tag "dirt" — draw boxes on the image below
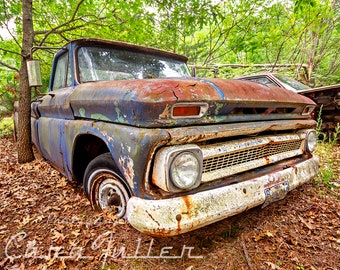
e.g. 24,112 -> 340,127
0,137 -> 339,270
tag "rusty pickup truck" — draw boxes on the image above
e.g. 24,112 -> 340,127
29,38 -> 319,236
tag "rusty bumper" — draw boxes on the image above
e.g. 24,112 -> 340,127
126,156 -> 319,237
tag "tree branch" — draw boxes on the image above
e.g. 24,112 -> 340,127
35,0 -> 86,46
0,47 -> 22,57
71,0 -> 85,21
0,60 -> 19,73
1,1 -> 21,49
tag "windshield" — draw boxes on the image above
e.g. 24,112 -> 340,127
77,46 -> 190,82
274,73 -> 310,92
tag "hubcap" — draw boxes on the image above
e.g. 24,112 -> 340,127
98,178 -> 128,218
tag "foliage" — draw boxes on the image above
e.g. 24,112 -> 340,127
316,105 -> 340,145
0,0 -> 340,158
0,38 -> 20,112
315,105 -> 339,190
0,116 -> 13,138
1,0 -> 340,89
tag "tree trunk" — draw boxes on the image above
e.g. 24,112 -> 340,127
17,0 -> 34,163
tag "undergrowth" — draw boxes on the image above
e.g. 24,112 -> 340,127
0,116 -> 13,138
315,106 -> 339,189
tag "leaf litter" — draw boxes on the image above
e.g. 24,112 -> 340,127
0,137 -> 339,269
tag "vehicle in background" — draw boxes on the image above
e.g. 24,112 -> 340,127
237,72 -> 340,137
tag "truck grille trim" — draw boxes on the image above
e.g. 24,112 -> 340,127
201,134 -> 304,182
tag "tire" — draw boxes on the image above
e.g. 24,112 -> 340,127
83,153 -> 130,218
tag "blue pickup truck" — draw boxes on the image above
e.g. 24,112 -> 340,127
25,38 -> 319,236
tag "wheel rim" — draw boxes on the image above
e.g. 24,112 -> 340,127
98,178 -> 128,218
88,169 -> 130,218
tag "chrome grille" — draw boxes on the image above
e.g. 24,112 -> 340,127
203,140 -> 302,173
200,134 -> 305,182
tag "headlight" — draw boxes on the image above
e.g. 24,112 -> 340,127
170,152 -> 201,189
306,130 -> 317,153
152,145 -> 203,192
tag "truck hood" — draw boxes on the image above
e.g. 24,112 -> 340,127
70,78 -> 316,127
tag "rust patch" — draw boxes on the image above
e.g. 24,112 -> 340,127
145,228 -> 173,237
265,156 -> 270,164
118,156 -> 135,186
176,214 -> 182,232
181,195 -> 193,219
159,104 -> 172,119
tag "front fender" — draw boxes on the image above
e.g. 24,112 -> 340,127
68,121 -> 170,195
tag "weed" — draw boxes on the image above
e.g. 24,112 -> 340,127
316,105 -> 339,144
316,105 -> 324,140
329,122 -> 340,144
318,167 -> 335,188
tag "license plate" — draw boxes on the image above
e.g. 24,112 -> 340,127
263,178 -> 290,208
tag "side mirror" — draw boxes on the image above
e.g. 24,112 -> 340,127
27,60 -> 42,87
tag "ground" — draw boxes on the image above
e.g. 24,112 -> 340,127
0,137 -> 339,270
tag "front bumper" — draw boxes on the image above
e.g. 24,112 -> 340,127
126,156 -> 319,237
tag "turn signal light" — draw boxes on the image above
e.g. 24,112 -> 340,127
173,106 -> 201,117
302,105 -> 315,116
171,103 -> 208,118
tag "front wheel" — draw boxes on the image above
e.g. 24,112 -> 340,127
83,153 -> 130,218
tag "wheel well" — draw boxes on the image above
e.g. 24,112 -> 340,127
72,134 -> 110,183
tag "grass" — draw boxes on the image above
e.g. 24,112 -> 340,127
0,116 -> 14,138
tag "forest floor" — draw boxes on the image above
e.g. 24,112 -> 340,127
0,136 -> 339,270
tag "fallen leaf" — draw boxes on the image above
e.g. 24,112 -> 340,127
265,262 -> 282,270
6,263 -> 25,270
19,215 -> 31,226
254,231 -> 274,242
71,230 -> 81,237
329,237 -> 340,244
32,215 -> 45,223
59,259 -> 67,269
298,216 -> 315,230
51,230 -> 65,243
55,224 -> 65,231
0,257 -> 8,268
56,177 -> 68,188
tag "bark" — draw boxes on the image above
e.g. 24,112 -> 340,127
17,0 -> 34,163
